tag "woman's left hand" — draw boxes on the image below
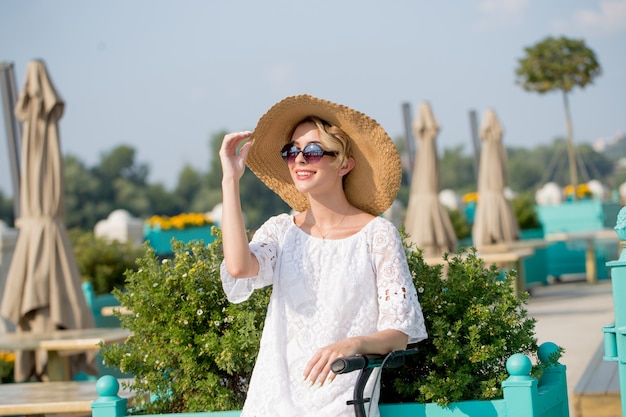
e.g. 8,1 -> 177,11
303,338 -> 360,387
302,330 -> 408,387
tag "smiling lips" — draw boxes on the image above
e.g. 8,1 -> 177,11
295,170 -> 315,179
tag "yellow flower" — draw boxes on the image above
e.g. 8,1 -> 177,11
462,192 -> 479,204
0,352 -> 15,363
147,213 -> 213,230
564,184 -> 592,198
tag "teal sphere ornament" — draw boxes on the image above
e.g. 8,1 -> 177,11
506,353 -> 532,377
96,375 -> 120,397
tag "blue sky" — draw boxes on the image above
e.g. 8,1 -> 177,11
1,0 -> 625,196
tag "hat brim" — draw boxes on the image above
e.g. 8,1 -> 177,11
246,94 -> 402,216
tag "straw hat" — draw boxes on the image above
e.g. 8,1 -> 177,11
246,94 -> 402,216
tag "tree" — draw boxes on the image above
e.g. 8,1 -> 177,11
507,147 -> 545,192
113,177 -> 152,214
146,183 -> 182,217
175,165 -> 204,209
64,155 -> 105,229
92,145 -> 149,207
439,145 -> 476,193
515,36 -> 601,196
206,131 -> 227,190
95,145 -> 149,186
64,146 -> 177,230
0,190 -> 14,227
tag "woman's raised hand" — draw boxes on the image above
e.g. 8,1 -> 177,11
219,131 -> 253,181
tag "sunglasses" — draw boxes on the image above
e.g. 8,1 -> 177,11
280,142 -> 337,164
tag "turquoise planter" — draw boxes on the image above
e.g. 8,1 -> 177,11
536,200 -> 620,279
380,400 -> 507,416
144,224 -> 216,256
535,200 -> 620,233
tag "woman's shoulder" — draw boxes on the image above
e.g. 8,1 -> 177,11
362,216 -> 404,248
256,213 -> 295,234
267,212 -> 294,223
364,215 -> 399,234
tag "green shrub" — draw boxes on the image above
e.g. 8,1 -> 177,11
102,230 -> 270,413
511,192 -> 542,230
447,208 -> 471,240
380,238 -> 538,406
102,228 -> 540,412
69,229 -> 146,295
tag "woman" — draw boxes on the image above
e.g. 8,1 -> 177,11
219,95 -> 427,417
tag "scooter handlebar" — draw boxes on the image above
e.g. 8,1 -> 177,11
331,346 -> 419,375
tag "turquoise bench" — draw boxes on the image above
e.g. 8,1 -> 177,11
81,282 -> 132,379
82,281 -> 123,329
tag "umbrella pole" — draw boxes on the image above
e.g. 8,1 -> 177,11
0,62 -> 21,218
402,102 -> 415,185
468,109 -> 481,183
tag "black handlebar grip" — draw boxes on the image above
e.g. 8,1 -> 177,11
331,356 -> 368,374
331,347 -> 420,374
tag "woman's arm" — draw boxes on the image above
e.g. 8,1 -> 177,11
302,329 -> 408,387
304,221 -> 425,387
219,131 -> 259,278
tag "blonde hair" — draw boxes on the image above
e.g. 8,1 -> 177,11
291,117 -> 353,170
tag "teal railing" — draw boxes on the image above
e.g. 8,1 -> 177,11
603,205 -> 626,415
91,342 -> 568,417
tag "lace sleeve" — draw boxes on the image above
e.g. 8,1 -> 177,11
372,219 -> 428,344
220,214 -> 290,304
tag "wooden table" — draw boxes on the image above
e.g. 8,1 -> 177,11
0,327 -> 131,381
545,229 -> 619,284
424,248 -> 535,296
0,378 -> 135,416
100,305 -> 132,317
476,238 -> 550,254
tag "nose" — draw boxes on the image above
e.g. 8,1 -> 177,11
293,150 -> 307,164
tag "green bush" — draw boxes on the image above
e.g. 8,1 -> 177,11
447,208 -> 471,240
102,230 -> 270,413
511,192 -> 542,230
380,238 -> 538,405
69,229 -> 146,295
102,228 -> 540,413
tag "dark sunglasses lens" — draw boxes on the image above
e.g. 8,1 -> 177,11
279,143 -> 329,164
301,143 -> 324,163
280,144 -> 298,163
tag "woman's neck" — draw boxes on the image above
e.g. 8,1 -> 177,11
300,198 -> 353,240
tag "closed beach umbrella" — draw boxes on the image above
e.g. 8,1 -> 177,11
404,102 -> 457,257
0,60 -> 95,381
472,109 -> 519,247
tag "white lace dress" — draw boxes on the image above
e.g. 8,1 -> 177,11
221,214 -> 427,417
